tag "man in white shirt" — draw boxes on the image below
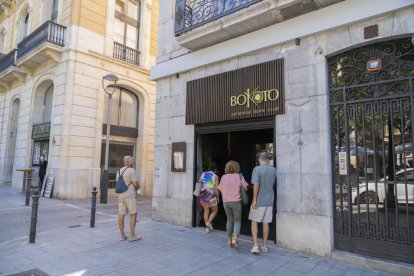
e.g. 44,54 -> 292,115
116,155 -> 141,241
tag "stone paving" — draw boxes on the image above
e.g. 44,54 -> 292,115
0,186 -> 398,276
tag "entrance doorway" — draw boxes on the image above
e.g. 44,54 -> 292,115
193,118 -> 276,241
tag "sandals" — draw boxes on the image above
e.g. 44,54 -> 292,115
250,246 -> 268,254
231,235 -> 240,249
206,222 -> 214,232
227,240 -> 232,247
129,234 -> 142,242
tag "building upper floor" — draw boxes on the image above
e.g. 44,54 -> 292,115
0,0 -> 159,85
151,0 -> 414,80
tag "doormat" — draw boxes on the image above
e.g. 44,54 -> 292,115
7,268 -> 49,276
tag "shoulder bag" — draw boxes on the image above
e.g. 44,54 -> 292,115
239,174 -> 249,205
193,172 -> 204,197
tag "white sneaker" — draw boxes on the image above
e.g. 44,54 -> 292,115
205,227 -> 210,233
250,246 -> 260,254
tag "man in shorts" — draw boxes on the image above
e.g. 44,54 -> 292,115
117,155 -> 141,241
249,151 -> 277,254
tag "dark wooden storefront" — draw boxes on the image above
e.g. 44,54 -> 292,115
185,59 -> 285,240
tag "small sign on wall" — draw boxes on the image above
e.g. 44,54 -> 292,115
171,142 -> 186,172
339,152 -> 348,175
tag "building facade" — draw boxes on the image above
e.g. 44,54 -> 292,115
0,0 -> 159,198
152,0 -> 414,264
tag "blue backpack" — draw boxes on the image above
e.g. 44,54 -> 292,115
115,168 -> 131,193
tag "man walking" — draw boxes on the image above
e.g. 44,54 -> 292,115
249,151 -> 277,254
117,155 -> 141,241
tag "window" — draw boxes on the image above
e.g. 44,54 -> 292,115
42,85 -> 53,123
51,0 -> 59,22
100,142 -> 136,188
0,31 -> 4,54
114,0 -> 140,50
104,87 -> 139,129
23,13 -> 29,37
17,12 -> 29,43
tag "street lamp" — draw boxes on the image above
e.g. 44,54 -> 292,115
101,74 -> 119,203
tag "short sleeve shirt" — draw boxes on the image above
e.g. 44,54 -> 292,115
251,164 -> 277,207
116,166 -> 137,192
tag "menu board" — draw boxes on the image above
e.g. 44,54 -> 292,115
33,142 -> 41,165
42,175 -> 55,198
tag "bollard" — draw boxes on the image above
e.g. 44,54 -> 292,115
25,172 -> 31,206
29,188 -> 40,243
90,187 -> 97,228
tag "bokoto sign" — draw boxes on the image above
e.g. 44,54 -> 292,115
186,59 -> 285,125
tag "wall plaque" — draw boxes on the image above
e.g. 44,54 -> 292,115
364,24 -> 378,39
32,122 -> 51,139
186,59 -> 285,125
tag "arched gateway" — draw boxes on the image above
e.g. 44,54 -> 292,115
329,37 -> 414,263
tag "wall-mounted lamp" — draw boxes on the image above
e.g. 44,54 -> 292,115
295,38 -> 301,46
175,73 -> 180,79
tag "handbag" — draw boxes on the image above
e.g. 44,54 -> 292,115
239,174 -> 249,205
193,172 -> 204,197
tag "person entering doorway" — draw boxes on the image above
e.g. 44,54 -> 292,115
249,151 -> 277,254
199,162 -> 220,233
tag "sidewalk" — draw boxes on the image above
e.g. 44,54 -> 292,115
0,186 -> 398,276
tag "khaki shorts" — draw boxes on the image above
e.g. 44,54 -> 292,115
119,190 -> 137,215
248,206 -> 273,223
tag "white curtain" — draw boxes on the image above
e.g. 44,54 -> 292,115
104,87 -> 138,128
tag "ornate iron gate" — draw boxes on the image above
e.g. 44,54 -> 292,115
329,37 -> 414,264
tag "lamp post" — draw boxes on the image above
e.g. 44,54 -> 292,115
101,74 -> 119,203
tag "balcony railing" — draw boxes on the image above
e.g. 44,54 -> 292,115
174,0 -> 263,36
113,42 -> 140,66
0,49 -> 16,74
16,20 -> 66,60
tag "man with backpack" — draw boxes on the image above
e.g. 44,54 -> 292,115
116,155 -> 141,241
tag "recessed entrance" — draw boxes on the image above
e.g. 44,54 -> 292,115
193,118 -> 276,241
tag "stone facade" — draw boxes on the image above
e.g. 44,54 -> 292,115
0,0 -> 159,198
152,0 -> 414,258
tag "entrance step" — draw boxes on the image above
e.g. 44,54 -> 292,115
332,250 -> 414,276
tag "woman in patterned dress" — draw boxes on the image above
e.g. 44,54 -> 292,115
199,162 -> 220,232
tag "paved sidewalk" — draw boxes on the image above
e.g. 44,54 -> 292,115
0,186 -> 397,276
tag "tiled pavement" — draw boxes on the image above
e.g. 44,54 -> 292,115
0,186 -> 402,276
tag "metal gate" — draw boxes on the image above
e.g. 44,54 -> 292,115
329,37 -> 414,263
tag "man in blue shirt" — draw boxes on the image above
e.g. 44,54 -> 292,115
249,151 -> 277,254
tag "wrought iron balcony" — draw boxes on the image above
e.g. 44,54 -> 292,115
174,0 -> 263,36
16,20 -> 66,61
0,49 -> 16,74
113,42 -> 140,66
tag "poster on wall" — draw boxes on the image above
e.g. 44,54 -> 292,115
42,175 -> 55,198
171,142 -> 186,172
33,142 -> 41,165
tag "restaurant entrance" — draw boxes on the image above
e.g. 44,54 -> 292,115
193,118 -> 276,241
